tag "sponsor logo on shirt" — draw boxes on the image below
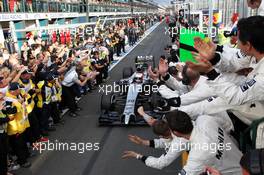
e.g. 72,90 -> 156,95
216,127 -> 224,160
240,79 -> 256,92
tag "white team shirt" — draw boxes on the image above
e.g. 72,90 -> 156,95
145,137 -> 189,170
62,67 -> 78,87
258,0 -> 264,16
159,76 -> 215,106
180,116 -> 242,175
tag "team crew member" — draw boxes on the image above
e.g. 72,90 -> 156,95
91,51 -> 108,85
5,82 -> 31,168
61,63 -> 89,117
178,94 -> 263,126
177,95 -> 263,145
105,33 -> 114,62
98,45 -> 109,80
188,16 -> 264,107
154,59 -> 189,96
122,119 -> 189,170
0,92 -> 15,175
147,60 -> 234,132
164,110 -> 242,175
128,24 -> 136,46
122,106 -> 234,170
150,60 -> 215,107
119,26 -> 126,54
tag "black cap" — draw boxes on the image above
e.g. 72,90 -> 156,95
9,82 -> 23,91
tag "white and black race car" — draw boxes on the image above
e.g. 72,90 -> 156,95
98,55 -> 163,126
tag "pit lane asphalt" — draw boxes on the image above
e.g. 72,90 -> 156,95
18,22 -> 182,175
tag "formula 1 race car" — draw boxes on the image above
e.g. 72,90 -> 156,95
98,55 -> 163,126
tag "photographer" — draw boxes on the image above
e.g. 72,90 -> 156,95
18,69 -> 43,145
0,92 -> 15,175
5,82 -> 31,168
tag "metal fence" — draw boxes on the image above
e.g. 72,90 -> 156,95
0,0 -> 156,13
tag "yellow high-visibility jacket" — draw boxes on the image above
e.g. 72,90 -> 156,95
5,92 -> 30,136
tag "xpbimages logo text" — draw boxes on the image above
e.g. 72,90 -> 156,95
40,27 -> 94,39
33,140 -> 100,154
164,140 -> 232,155
164,26 -> 219,37
98,82 -> 159,95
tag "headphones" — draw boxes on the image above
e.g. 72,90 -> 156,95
182,65 -> 191,86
